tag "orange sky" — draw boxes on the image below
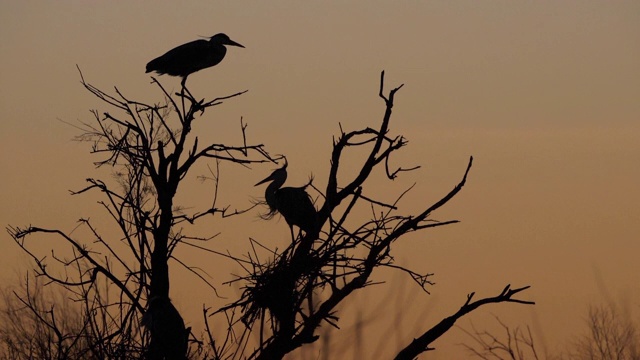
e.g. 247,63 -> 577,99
1,1 -> 639,358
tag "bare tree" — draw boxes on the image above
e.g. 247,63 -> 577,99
460,316 -> 542,360
460,302 -> 640,360
571,304 -> 640,360
7,68 -> 271,359
0,275 -> 91,360
7,69 -> 533,359
205,71 -> 534,360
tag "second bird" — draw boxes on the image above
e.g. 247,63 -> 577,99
255,161 -> 318,241
146,33 -> 244,87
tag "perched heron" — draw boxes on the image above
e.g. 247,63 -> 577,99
255,160 -> 317,240
141,296 -> 189,359
146,33 -> 244,87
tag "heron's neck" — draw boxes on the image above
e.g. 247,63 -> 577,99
265,179 -> 284,209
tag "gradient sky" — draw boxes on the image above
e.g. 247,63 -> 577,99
1,1 -> 639,358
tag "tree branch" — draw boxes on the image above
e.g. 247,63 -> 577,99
394,285 -> 534,359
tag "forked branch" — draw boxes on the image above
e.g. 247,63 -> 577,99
394,285 -> 534,360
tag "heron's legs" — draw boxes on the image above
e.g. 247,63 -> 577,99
180,76 -> 196,101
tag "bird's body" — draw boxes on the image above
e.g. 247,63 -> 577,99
141,296 -> 189,359
256,162 -> 317,238
146,33 -> 244,86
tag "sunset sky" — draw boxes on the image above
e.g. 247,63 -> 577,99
1,1 -> 639,358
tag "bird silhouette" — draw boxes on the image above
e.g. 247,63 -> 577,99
141,296 -> 189,359
255,160 -> 317,240
146,33 -> 244,87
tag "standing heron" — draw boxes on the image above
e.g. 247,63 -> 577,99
255,160 -> 318,240
146,33 -> 244,87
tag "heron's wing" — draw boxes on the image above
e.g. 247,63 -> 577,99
276,188 -> 317,231
146,40 -> 225,76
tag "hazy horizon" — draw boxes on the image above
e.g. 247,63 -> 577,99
1,2 -> 639,358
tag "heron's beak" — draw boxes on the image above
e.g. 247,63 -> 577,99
255,173 -> 273,186
226,39 -> 245,48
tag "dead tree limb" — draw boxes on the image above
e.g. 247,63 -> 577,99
394,285 -> 535,360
